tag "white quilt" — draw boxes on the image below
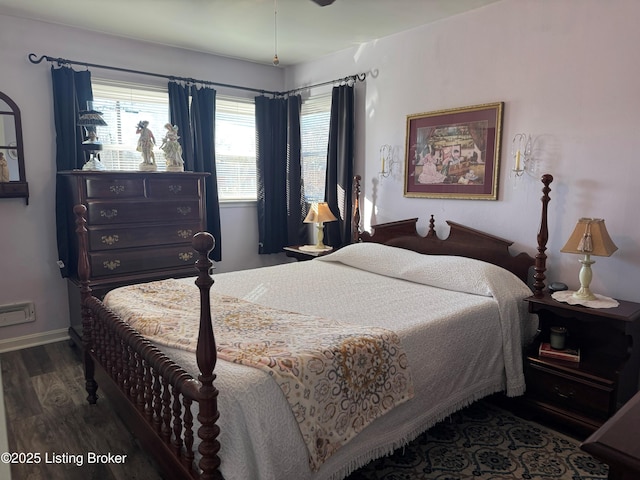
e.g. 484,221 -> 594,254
108,242 -> 537,480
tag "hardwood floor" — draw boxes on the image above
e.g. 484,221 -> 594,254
0,341 -> 164,480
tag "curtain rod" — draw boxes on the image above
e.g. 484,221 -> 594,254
28,53 -> 366,97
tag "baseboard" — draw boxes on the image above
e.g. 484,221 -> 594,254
0,359 -> 11,480
0,328 -> 69,354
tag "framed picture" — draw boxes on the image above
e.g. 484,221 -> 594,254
404,102 -> 504,200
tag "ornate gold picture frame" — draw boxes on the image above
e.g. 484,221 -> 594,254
404,102 -> 503,200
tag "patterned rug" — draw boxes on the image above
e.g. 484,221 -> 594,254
346,399 -> 608,480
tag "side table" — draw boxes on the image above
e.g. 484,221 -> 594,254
522,293 -> 640,435
283,245 -> 333,262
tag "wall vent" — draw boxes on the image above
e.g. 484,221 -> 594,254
0,302 -> 36,328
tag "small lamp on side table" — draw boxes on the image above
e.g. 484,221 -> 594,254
561,218 -> 618,301
301,202 -> 337,252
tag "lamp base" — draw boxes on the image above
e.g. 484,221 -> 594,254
572,287 -> 596,301
573,254 -> 597,301
82,157 -> 107,171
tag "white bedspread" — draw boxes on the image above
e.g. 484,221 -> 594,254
107,243 -> 537,480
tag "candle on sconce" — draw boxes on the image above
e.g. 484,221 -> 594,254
381,154 -> 385,173
515,150 -> 521,171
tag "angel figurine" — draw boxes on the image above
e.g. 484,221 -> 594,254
160,123 -> 184,172
136,120 -> 157,171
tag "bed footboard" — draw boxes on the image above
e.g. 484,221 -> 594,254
74,205 -> 222,480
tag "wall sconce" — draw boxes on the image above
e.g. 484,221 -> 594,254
379,144 -> 396,178
511,133 -> 532,179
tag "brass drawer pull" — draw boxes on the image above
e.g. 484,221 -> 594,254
100,209 -> 118,219
177,229 -> 193,239
553,385 -> 575,399
109,185 -> 126,194
103,260 -> 121,271
168,185 -> 182,194
101,235 -> 120,245
178,252 -> 194,262
177,206 -> 192,216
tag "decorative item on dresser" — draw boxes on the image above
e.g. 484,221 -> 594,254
77,102 -> 108,171
58,170 -> 209,347
523,293 -> 640,436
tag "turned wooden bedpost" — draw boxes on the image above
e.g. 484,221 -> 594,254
74,204 -> 99,404
351,175 -> 362,243
533,174 -> 553,298
192,232 -> 222,480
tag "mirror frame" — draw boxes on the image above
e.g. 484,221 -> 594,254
0,91 -> 28,204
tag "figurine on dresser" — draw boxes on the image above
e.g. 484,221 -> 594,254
160,123 -> 184,172
136,120 -> 157,171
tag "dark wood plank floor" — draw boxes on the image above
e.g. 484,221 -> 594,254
0,341 -> 164,480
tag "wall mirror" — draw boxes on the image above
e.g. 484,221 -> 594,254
0,91 -> 28,204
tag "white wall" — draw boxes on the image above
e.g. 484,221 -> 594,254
0,15 -> 288,343
288,0 -> 640,303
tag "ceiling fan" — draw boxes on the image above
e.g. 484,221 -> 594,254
311,0 -> 336,6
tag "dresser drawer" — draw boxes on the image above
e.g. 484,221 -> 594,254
526,362 -> 614,421
88,223 -> 201,251
86,199 -> 202,225
85,177 -> 145,198
89,245 -> 198,278
147,176 -> 202,197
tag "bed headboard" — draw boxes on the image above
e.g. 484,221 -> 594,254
351,174 -> 553,295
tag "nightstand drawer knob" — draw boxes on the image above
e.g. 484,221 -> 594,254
553,385 -> 575,399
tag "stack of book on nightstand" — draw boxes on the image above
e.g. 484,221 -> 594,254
538,342 -> 581,363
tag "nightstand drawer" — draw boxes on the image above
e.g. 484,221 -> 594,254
526,362 -> 614,421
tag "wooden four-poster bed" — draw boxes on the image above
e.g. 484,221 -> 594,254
73,174 -> 553,480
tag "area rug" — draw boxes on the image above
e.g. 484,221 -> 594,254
347,400 -> 608,480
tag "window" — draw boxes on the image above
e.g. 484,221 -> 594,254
215,96 -> 256,201
91,80 -> 257,201
301,94 -> 331,203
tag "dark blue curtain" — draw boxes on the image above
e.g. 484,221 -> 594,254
52,66 -> 93,278
324,84 -> 355,249
168,82 -> 194,169
167,83 -> 221,261
286,95 -> 309,245
255,95 -> 308,254
190,86 -> 222,262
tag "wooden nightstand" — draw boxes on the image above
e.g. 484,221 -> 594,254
522,293 -> 640,436
283,245 -> 333,261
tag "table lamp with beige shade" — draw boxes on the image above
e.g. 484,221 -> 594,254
560,218 -> 618,301
300,202 -> 337,252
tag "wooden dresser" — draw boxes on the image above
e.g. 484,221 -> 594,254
58,170 -> 208,345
